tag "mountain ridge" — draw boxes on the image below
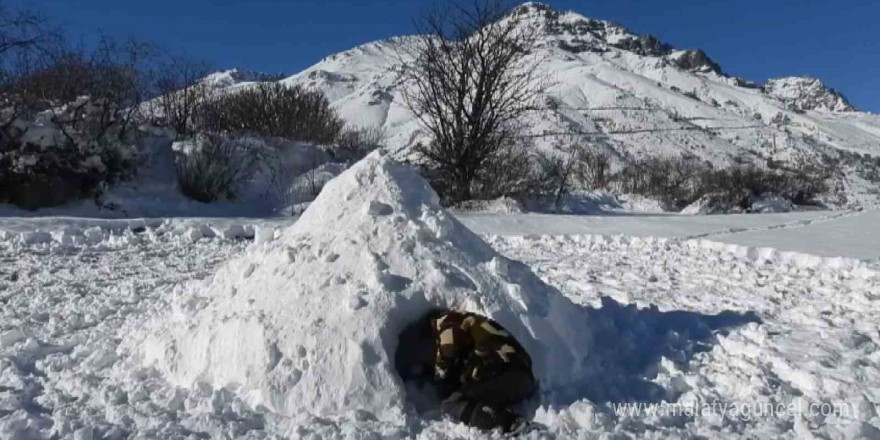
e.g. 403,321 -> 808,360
220,1 -> 879,207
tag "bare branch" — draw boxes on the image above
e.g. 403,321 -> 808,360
398,0 -> 547,202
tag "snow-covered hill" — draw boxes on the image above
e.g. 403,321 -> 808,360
275,2 -> 880,207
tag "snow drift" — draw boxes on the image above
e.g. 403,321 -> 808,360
131,151 -> 594,421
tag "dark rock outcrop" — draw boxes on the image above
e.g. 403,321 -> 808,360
611,35 -> 673,57
670,50 -> 723,75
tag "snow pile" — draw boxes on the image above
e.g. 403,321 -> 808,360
129,151 -> 594,423
682,193 -> 795,215
681,194 -> 744,215
750,193 -> 794,213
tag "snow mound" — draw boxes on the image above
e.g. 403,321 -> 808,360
750,193 -> 794,213
130,151 -> 593,422
681,194 -> 745,215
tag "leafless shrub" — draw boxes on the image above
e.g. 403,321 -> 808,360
606,153 -> 835,210
576,147 -> 613,190
300,148 -> 330,197
175,134 -> 261,202
0,5 -> 155,208
471,137 -> 532,200
332,125 -> 385,161
399,0 -> 547,203
196,82 -> 344,144
152,55 -> 214,137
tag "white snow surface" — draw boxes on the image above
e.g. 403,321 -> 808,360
125,152 -> 596,429
458,209 -> 880,262
1,159 -> 879,438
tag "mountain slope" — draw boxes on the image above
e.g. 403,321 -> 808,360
276,2 -> 880,207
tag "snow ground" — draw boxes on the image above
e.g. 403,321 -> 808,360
457,211 -> 832,238
2,210 -> 878,439
1,145 -> 878,440
459,210 -> 880,262
487,233 -> 880,439
0,207 -> 876,262
716,209 -> 880,261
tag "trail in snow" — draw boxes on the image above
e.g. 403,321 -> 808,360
715,209 -> 880,263
459,209 -> 879,261
677,209 -> 863,241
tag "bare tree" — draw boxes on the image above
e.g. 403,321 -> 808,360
576,146 -> 613,191
0,1 -> 60,140
332,125 -> 386,161
153,55 -> 213,137
48,36 -> 156,148
535,140 -> 581,210
0,2 -> 58,59
400,0 -> 546,203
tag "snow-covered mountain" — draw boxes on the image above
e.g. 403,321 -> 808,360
764,77 -> 856,113
203,68 -> 286,89
268,2 -> 880,206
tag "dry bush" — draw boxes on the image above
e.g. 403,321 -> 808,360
152,55 -> 214,137
606,154 -> 836,211
174,134 -> 261,203
1,5 -> 154,208
332,125 -> 385,161
195,82 -> 344,144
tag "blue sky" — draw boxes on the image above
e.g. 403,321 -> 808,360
26,0 -> 880,112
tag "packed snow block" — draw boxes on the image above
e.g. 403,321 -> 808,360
214,224 -> 247,240
198,224 -> 216,239
20,230 -> 52,245
51,227 -> 82,246
0,329 -> 26,347
83,227 -> 105,245
132,151 -> 595,422
254,226 -> 276,245
750,194 -> 793,213
179,227 -> 203,243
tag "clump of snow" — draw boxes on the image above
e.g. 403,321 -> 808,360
681,194 -> 745,215
129,151 -> 595,423
682,193 -> 795,215
750,193 -> 794,213
614,193 -> 670,213
451,196 -> 526,214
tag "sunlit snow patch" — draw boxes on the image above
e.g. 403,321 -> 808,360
129,150 -> 595,423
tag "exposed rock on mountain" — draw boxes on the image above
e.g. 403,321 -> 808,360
203,68 -> 286,89
612,34 -> 673,57
764,77 -> 856,113
668,49 -> 724,74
